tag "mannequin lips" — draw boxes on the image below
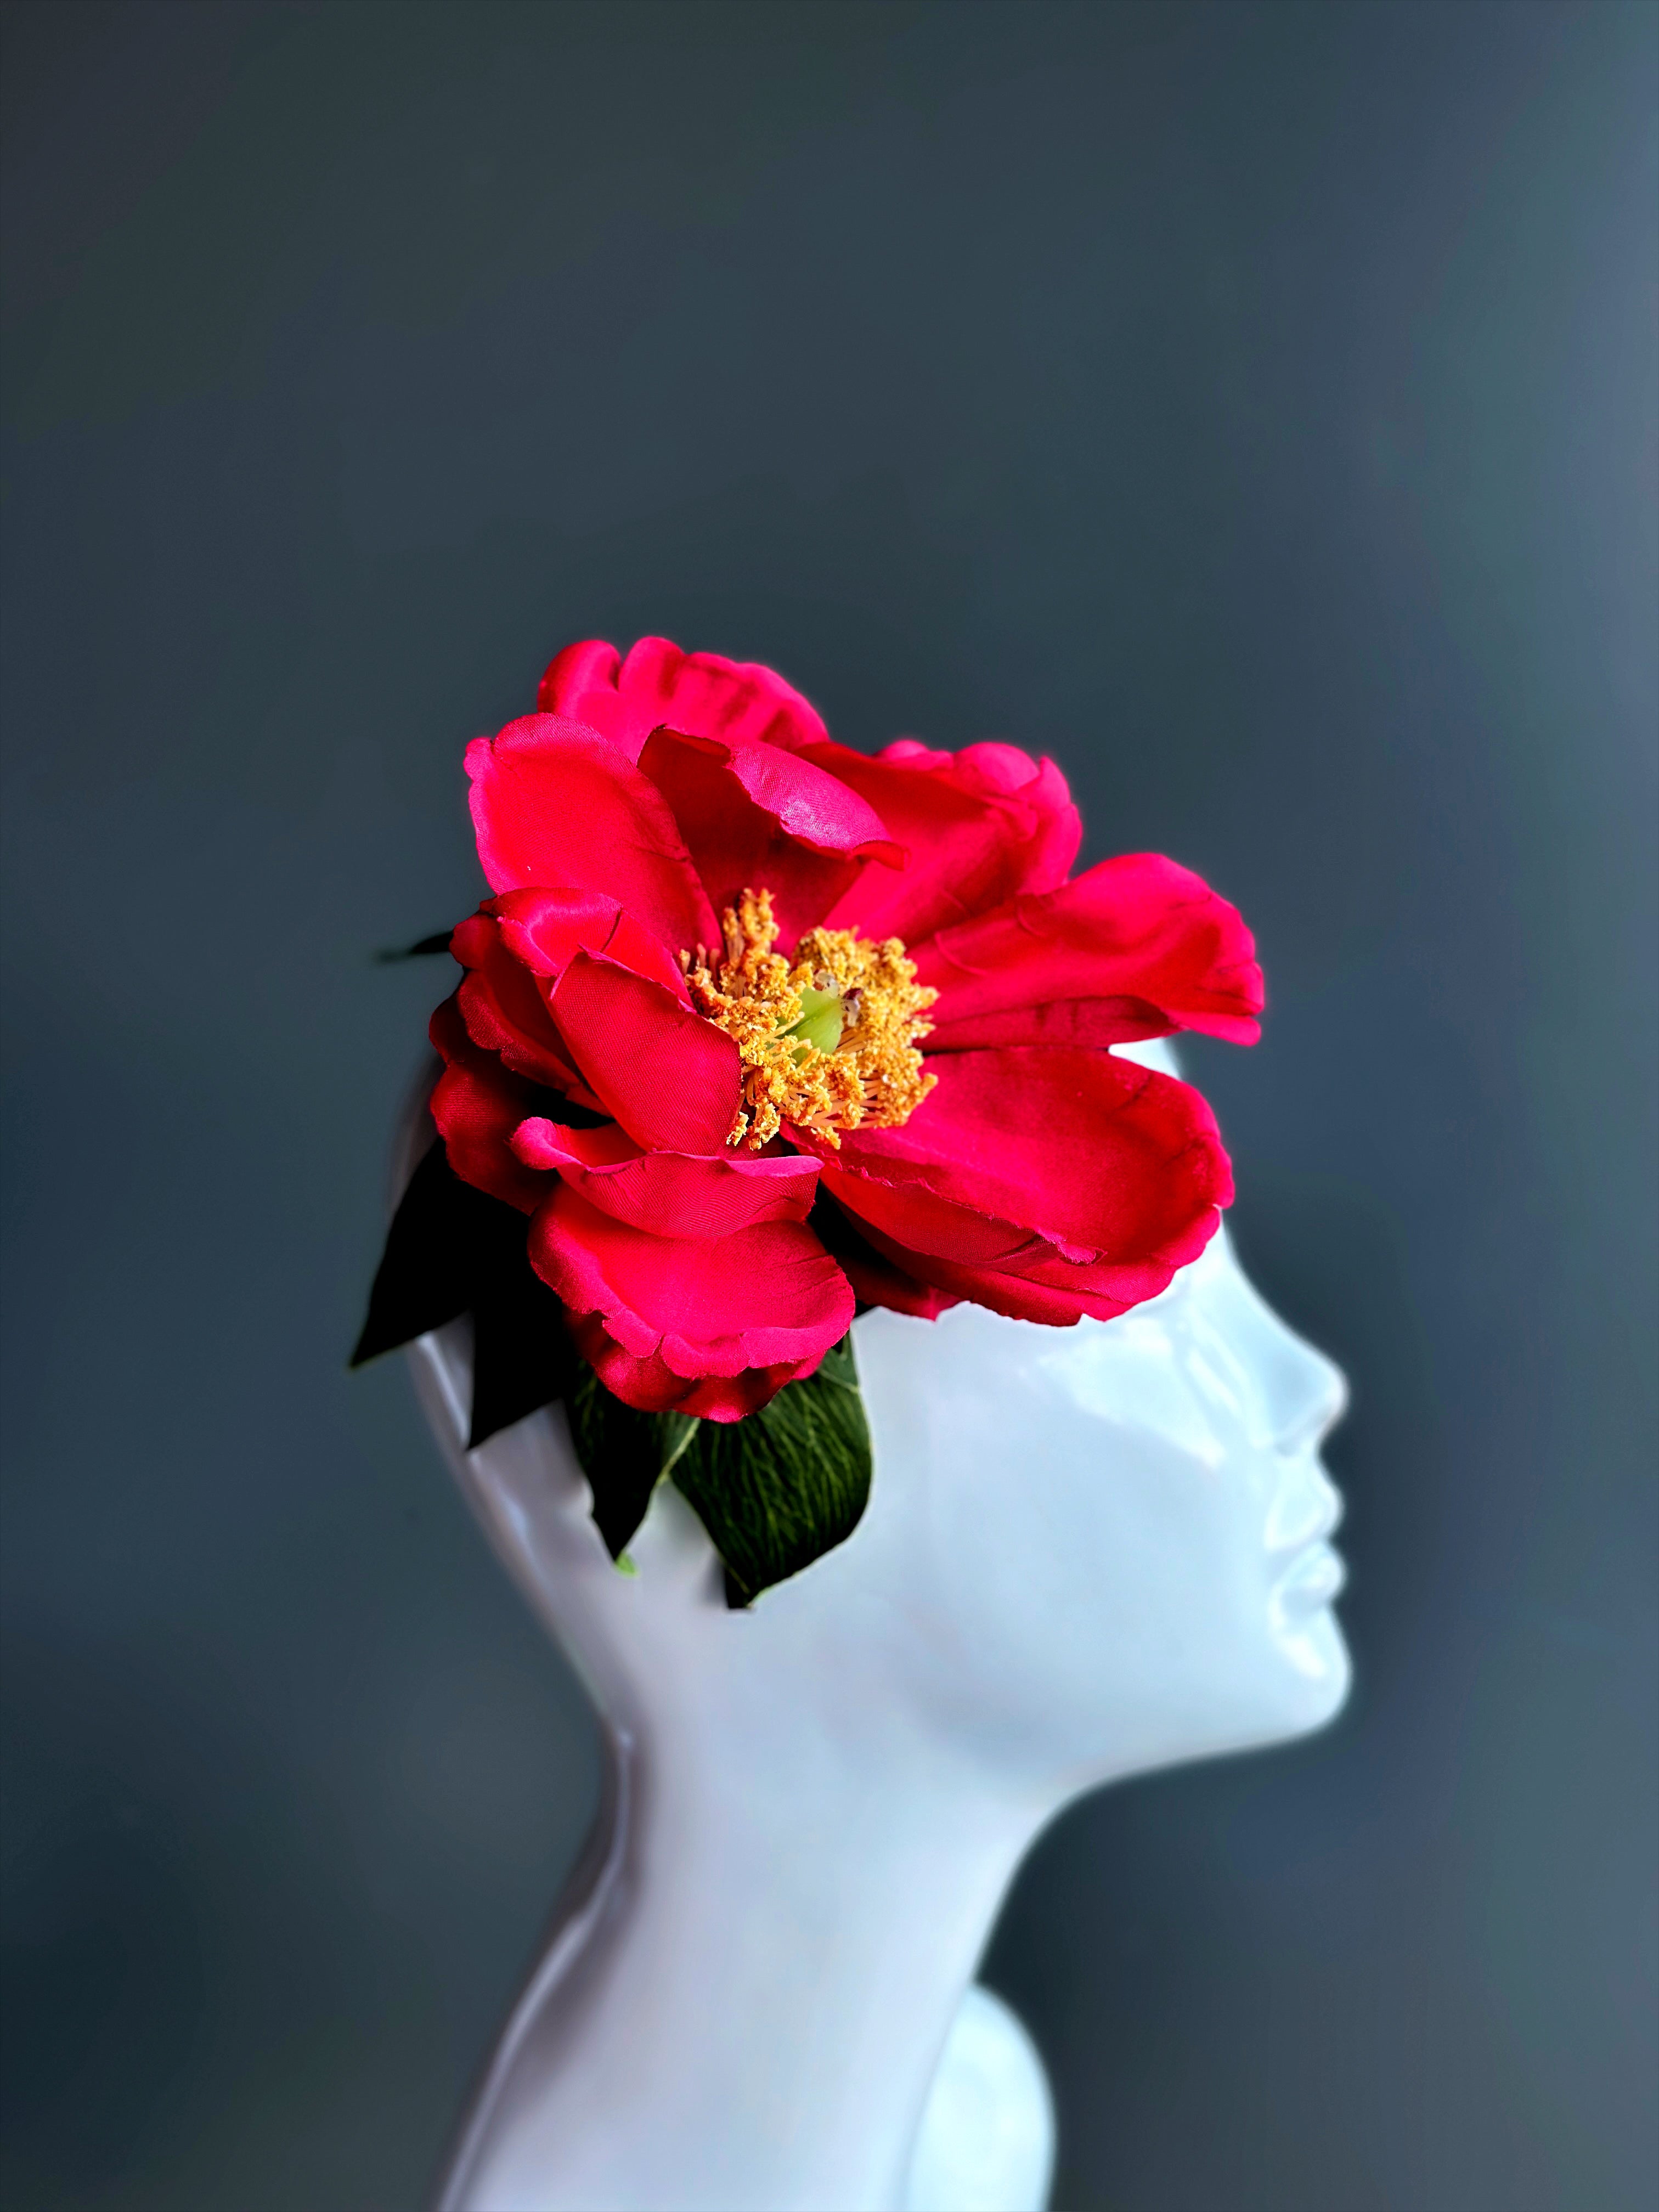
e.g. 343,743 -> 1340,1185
1272,1541 -> 1347,1622
1265,1457 -> 1345,1554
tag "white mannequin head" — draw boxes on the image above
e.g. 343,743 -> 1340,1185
410,1043 -> 1350,2212
411,1047 -> 1351,1812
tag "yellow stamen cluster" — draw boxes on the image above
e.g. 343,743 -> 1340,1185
681,888 -> 938,1150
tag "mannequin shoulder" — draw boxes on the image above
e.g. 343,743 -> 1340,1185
905,1984 -> 1055,2212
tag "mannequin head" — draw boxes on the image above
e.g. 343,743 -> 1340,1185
410,1052 -> 1351,1813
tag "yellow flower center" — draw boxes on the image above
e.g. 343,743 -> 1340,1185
681,888 -> 938,1150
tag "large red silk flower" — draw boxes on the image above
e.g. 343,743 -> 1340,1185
428,637 -> 1263,1419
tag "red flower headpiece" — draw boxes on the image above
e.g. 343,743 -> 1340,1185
358,638 -> 1261,1599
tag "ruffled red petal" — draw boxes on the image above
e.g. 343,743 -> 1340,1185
917,854 -> 1263,1051
427,995 -> 552,1215
803,1046 -> 1232,1321
529,1183 -> 853,1386
822,1201 -> 1212,1325
567,1314 -> 825,1421
801,737 -> 1081,945
451,887 -> 694,1103
464,715 -> 715,953
450,911 -> 589,1094
487,887 -> 690,999
535,636 -> 830,764
551,951 -> 743,1155
810,1194 -> 963,1319
637,726 -> 903,940
512,1118 -> 820,1238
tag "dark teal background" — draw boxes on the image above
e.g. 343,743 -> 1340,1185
2,4 -> 1655,2207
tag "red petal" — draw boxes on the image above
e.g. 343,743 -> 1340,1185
512,1119 -> 820,1237
551,950 -> 743,1155
824,1202 -> 1216,1325
487,887 -> 690,999
464,715 -> 715,953
811,1194 -> 962,1319
536,636 -> 830,764
802,738 -> 1081,944
427,995 -> 552,1214
918,855 -> 1263,1051
568,1314 -> 824,1420
530,1184 -> 853,1380
450,911 -> 589,1093
450,888 -> 692,1101
804,1046 -> 1232,1321
638,726 -> 902,939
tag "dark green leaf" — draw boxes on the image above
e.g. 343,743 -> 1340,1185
354,1108 -> 613,1379
351,1140 -> 524,1367
672,1336 -> 871,1605
375,932 -> 455,961
468,1271 -> 579,1448
566,1372 -> 696,1559
350,1132 -> 588,1443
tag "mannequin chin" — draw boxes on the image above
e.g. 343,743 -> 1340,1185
404,1040 -> 1351,2212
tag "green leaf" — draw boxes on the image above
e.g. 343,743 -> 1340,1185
468,1272 -> 578,1449
352,1138 -> 578,1448
351,1140 -> 522,1368
561,1338 -> 873,1603
672,1336 -> 871,1606
565,1370 -> 693,1560
374,931 -> 455,962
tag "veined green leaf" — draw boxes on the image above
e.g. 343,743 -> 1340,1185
566,1369 -> 690,1560
563,1338 -> 872,1602
672,1336 -> 871,1605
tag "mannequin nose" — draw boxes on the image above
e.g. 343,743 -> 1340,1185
1187,1222 -> 1350,1455
1268,1335 -> 1348,1454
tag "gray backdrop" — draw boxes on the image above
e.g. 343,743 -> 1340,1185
2,4 -> 1655,2208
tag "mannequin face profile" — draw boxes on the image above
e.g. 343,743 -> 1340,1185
847,1218 -> 1351,1785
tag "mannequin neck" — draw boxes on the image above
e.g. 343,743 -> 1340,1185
442,1656 -> 1052,2212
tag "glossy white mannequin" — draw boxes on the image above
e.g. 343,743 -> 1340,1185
403,1044 -> 1351,2212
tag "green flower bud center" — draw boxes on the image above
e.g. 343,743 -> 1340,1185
781,983 -> 846,1060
